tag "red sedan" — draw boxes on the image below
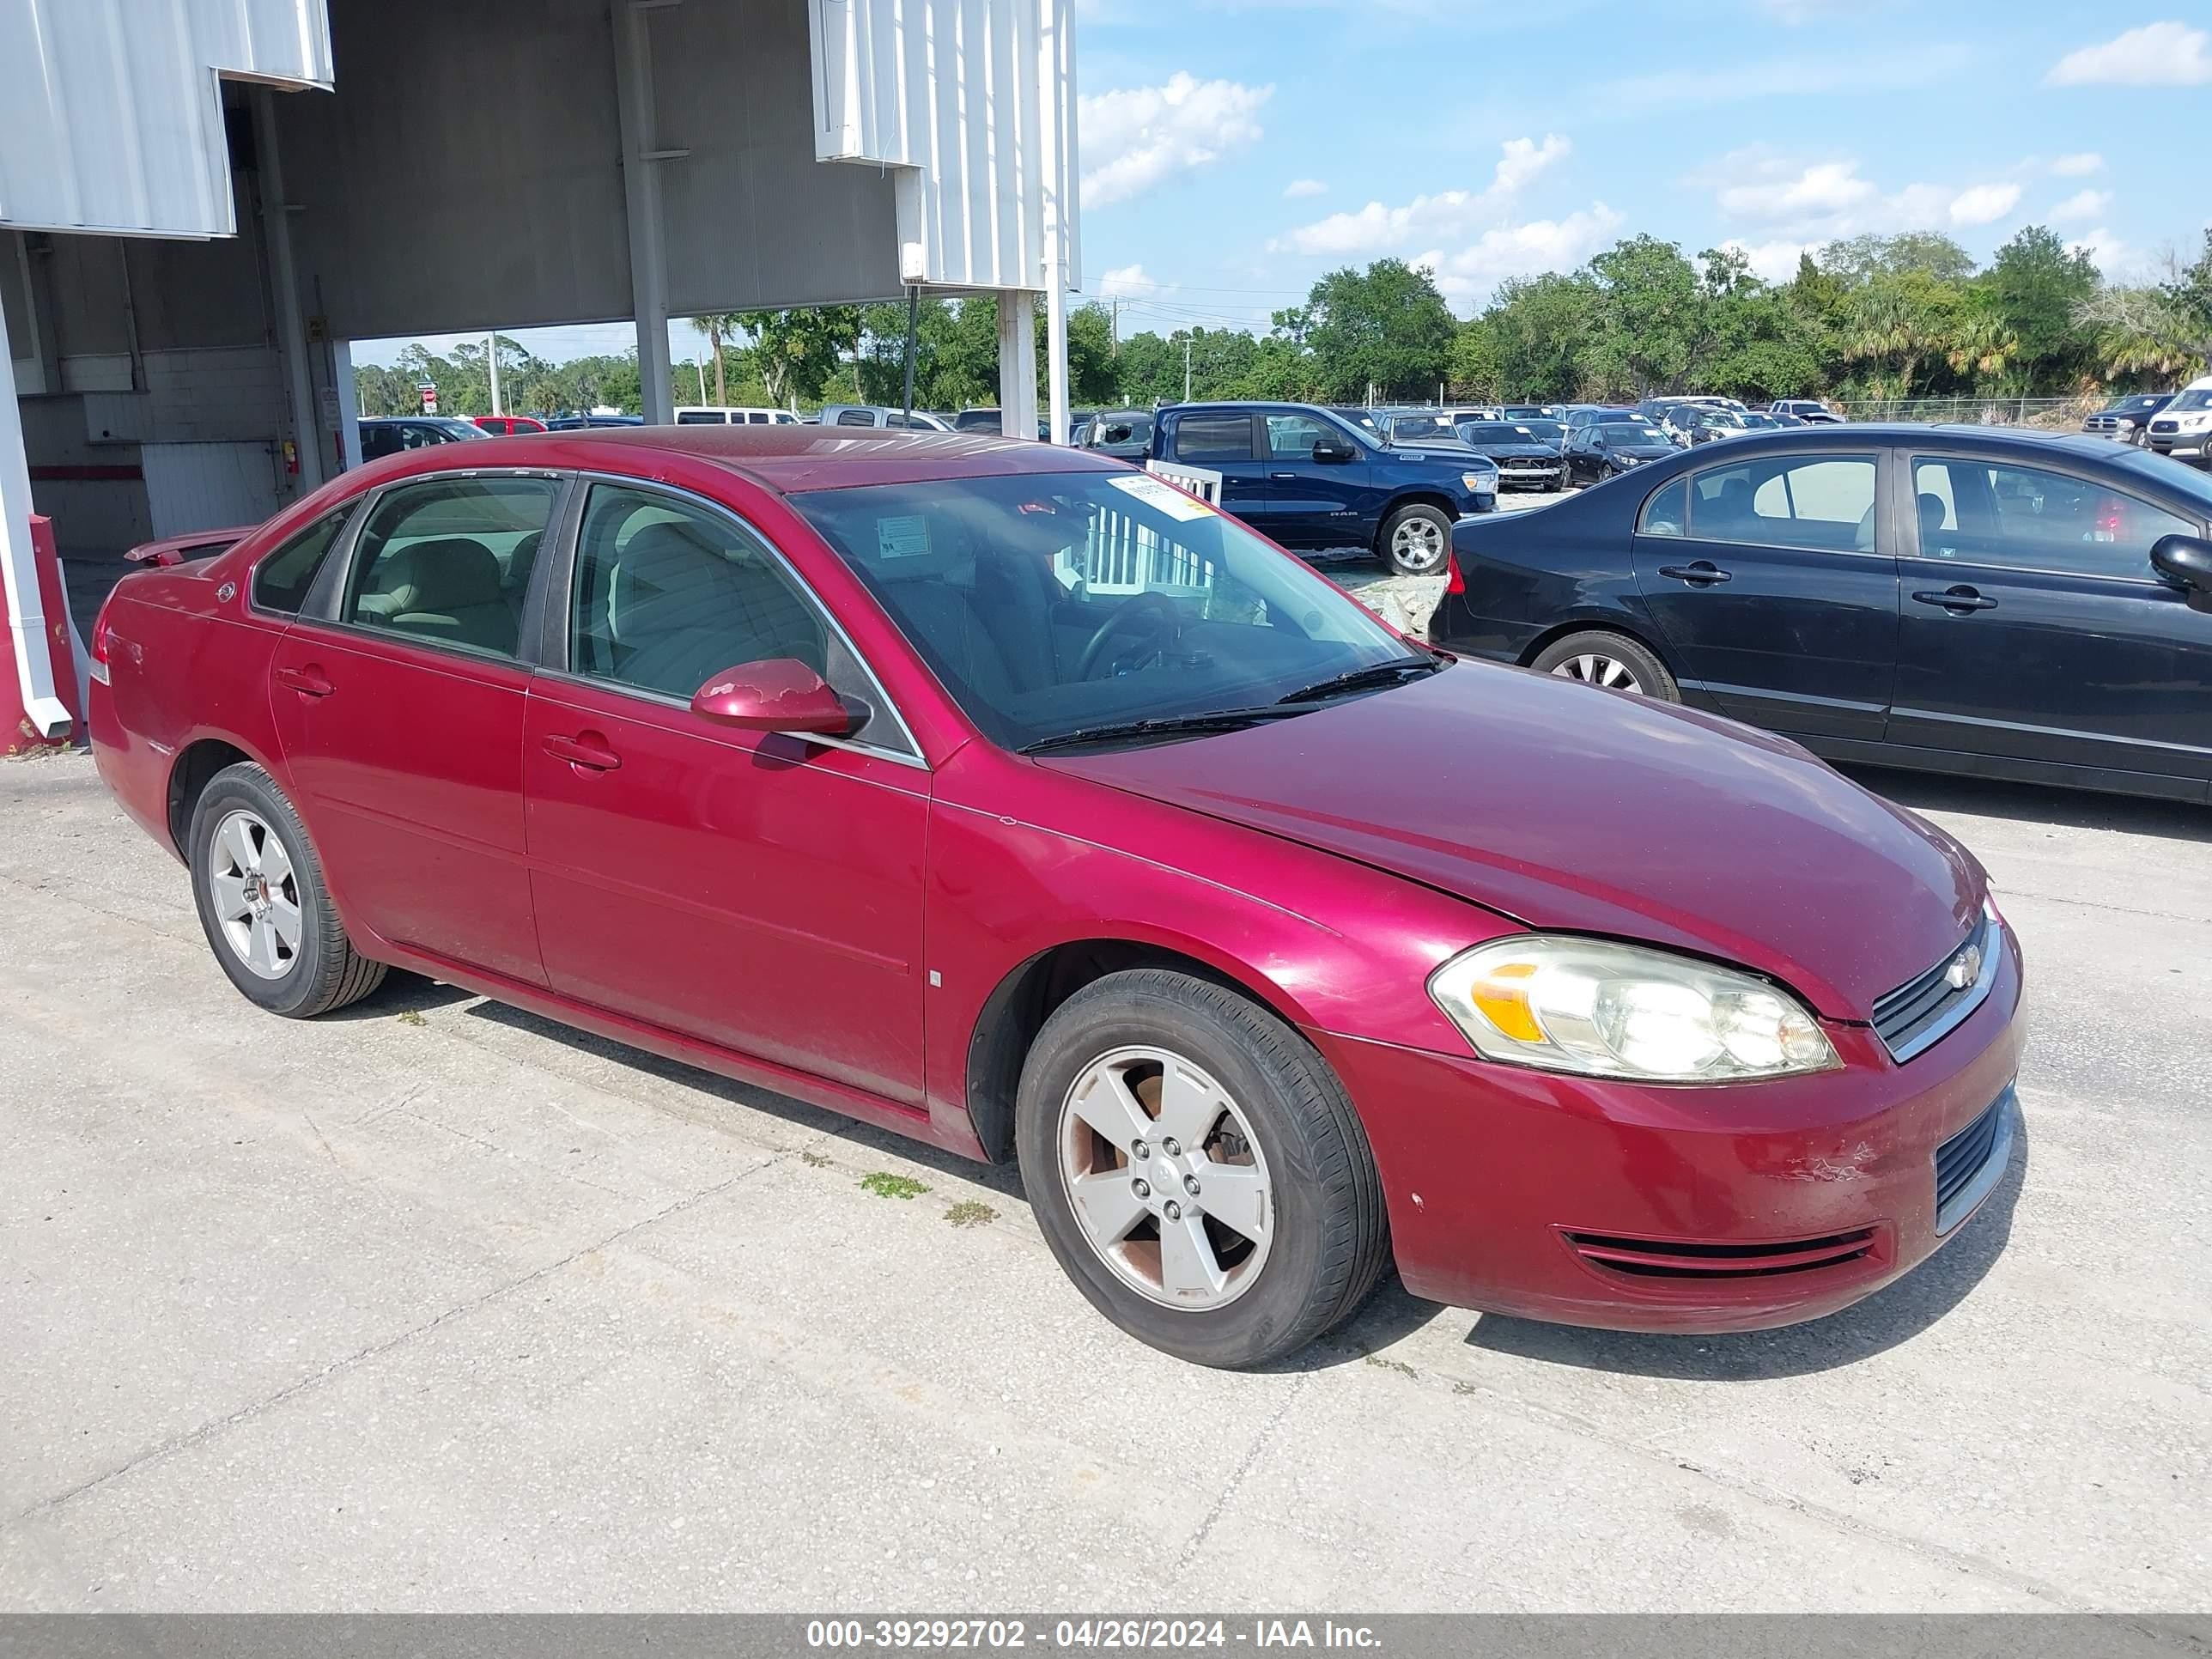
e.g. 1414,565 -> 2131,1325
87,428 -> 2022,1367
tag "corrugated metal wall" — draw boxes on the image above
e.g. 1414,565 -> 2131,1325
0,0 -> 331,236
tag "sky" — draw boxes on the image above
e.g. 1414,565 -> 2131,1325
357,2 -> 2212,369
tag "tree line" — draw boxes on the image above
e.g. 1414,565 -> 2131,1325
357,226 -> 2212,421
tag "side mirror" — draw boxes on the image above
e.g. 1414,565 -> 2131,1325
691,659 -> 853,736
1312,440 -> 1357,465
2151,534 -> 2212,611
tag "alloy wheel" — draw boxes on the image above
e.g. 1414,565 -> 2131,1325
1389,515 -> 1447,573
208,808 -> 302,980
1550,653 -> 1645,695
1057,1046 -> 1274,1310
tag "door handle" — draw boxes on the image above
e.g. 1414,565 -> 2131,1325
1657,562 -> 1732,586
273,664 -> 335,698
544,732 -> 623,772
1271,471 -> 1299,482
1912,587 -> 1997,613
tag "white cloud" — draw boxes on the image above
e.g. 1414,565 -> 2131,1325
1718,160 -> 1875,220
2047,21 -> 2212,87
2049,188 -> 2112,225
1097,264 -> 1164,300
1948,181 -> 2021,227
2050,151 -> 2105,177
1283,178 -> 1328,199
1079,74 -> 1273,209
1413,205 -> 1627,307
2070,228 -> 2133,276
1273,133 -> 1569,257
1720,238 -> 1815,283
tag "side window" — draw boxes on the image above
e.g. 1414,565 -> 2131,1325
1265,415 -> 1334,462
1689,455 -> 1877,551
676,410 -> 720,425
341,476 -> 559,658
836,409 -> 878,428
359,425 -> 401,461
1173,415 -> 1256,465
1911,458 -> 2195,580
1638,477 -> 1687,538
251,506 -> 354,614
568,484 -> 833,703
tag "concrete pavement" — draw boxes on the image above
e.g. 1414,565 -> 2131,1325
0,748 -> 2206,1611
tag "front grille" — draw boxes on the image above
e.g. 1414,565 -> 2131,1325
2150,418 -> 2180,434
1935,1088 -> 2014,1233
1872,912 -> 1994,1062
1562,1228 -> 1878,1280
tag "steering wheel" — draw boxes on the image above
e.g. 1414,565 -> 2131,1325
1077,591 -> 1184,680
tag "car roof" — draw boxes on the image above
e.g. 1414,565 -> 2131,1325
411,423 -> 1123,493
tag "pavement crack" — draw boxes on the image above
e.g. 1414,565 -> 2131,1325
3,1154 -> 785,1528
1171,1370 -> 1310,1571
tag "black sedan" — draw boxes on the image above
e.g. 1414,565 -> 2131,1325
1562,421 -> 1679,485
1430,426 -> 2212,803
1450,420 -> 1565,489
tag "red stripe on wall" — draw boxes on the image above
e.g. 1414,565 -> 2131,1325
30,464 -> 143,483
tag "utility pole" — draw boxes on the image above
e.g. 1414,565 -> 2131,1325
1184,337 -> 1193,403
902,286 -> 920,419
486,332 -> 501,416
1110,297 -> 1121,359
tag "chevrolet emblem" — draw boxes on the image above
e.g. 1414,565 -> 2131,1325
1945,945 -> 1982,992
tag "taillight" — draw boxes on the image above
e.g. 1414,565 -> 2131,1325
89,601 -> 115,684
1444,555 -> 1465,595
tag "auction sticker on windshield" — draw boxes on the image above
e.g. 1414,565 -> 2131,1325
1111,474 -> 1213,521
877,515 -> 932,559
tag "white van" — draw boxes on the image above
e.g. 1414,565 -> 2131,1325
2145,375 -> 2212,465
672,405 -> 800,426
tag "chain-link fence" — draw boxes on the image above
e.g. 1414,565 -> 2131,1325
1825,394 -> 2102,429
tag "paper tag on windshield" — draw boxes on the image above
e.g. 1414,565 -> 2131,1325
877,514 -> 931,560
1111,474 -> 1212,521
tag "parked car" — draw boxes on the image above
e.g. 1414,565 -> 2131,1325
1450,420 -> 1565,490
1327,406 -> 1389,439
123,526 -> 253,568
1376,411 -> 1465,447
1563,405 -> 1655,432
1501,404 -> 1559,420
1149,402 -> 1497,574
473,415 -> 548,436
2146,378 -> 2212,466
543,414 -> 646,431
357,417 -> 494,459
952,408 -> 1011,433
2088,392 -> 2174,447
1560,421 -> 1681,485
1431,425 -> 2212,802
1078,410 -> 1155,462
818,404 -> 956,432
673,406 -> 802,426
1769,399 -> 1842,425
1662,405 -> 1749,447
87,424 -> 2025,1368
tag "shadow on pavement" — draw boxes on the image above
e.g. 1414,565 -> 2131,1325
1455,1110 -> 2029,1382
1841,764 -> 2212,845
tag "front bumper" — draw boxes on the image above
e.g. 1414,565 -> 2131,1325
1314,921 -> 2024,1333
1498,465 -> 1564,489
2148,428 -> 2209,459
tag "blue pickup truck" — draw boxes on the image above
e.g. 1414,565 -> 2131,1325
1147,402 -> 1498,575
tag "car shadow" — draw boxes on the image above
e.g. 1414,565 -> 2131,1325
1840,764 -> 2212,846
320,972 -> 476,1019
1453,1112 -> 2029,1382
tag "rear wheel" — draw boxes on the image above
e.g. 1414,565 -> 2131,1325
1529,629 -> 1680,702
1380,503 -> 1452,576
187,762 -> 386,1018
1015,970 -> 1389,1369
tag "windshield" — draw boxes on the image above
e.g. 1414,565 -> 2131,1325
2169,388 -> 2212,413
1599,423 -> 1658,443
794,471 -> 1413,751
1456,422 -> 1531,442
1518,420 -> 1565,442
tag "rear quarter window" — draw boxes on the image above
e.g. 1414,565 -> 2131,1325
251,507 -> 356,614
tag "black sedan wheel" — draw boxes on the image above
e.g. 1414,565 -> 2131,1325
1529,631 -> 1680,702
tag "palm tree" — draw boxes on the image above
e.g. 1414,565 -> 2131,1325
690,313 -> 741,406
1944,313 -> 2019,382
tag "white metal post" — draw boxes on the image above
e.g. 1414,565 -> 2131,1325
0,301 -> 71,739
332,339 -> 363,471
999,292 -> 1039,440
1039,0 -> 1071,446
487,333 -> 502,416
252,88 -> 325,490
614,0 -> 678,425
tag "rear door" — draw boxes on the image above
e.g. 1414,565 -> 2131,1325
1630,447 -> 1897,740
269,471 -> 566,983
1262,411 -> 1370,548
1892,450 -> 2212,792
1166,412 -> 1271,532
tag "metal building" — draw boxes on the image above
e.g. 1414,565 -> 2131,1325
2,0 -> 1082,742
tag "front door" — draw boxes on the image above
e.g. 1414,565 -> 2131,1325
1630,448 -> 1897,740
1892,452 -> 2212,791
1166,412 -> 1273,536
1262,412 -> 1372,549
521,481 -> 930,1105
269,471 -> 563,984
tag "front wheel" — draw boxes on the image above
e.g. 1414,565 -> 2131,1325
1528,629 -> 1680,702
1380,503 -> 1452,576
1015,970 -> 1389,1369
188,762 -> 387,1018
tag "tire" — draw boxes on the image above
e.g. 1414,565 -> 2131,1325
1378,502 -> 1453,576
1528,629 -> 1680,702
187,761 -> 386,1018
1014,969 -> 1389,1370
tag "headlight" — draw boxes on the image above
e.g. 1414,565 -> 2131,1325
1462,471 -> 1496,493
1428,936 -> 1839,1082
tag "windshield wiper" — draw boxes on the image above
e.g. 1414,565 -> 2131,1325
1021,707 -> 1311,755
1276,655 -> 1442,706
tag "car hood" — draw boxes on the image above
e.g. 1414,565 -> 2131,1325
1615,444 -> 1678,459
1039,663 -> 1981,1020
